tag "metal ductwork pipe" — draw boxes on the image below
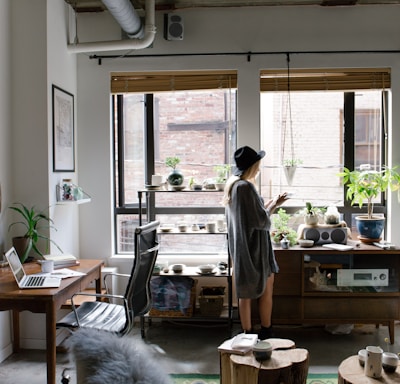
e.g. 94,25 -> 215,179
68,0 -> 156,53
101,0 -> 144,39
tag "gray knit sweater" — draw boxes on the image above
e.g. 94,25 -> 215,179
226,180 -> 279,299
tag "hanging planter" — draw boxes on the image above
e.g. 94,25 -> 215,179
283,159 -> 302,186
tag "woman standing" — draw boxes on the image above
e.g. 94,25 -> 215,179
223,146 -> 288,340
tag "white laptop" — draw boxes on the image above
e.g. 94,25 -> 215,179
5,247 -> 61,289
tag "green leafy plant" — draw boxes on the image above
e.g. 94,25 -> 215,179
213,164 -> 231,183
8,203 -> 62,260
298,202 -> 326,217
165,156 -> 180,170
283,158 -> 303,167
338,164 -> 400,219
271,208 -> 298,246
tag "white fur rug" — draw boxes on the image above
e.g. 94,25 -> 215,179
67,329 -> 173,384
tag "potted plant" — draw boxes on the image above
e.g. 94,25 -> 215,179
213,164 -> 230,191
271,208 -> 298,246
298,202 -> 325,226
339,164 -> 400,241
8,203 -> 63,263
165,156 -> 184,186
283,158 -> 303,186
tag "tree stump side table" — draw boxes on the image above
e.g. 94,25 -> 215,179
338,355 -> 400,384
220,338 -> 309,384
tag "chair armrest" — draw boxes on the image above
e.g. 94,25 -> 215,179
71,291 -> 126,307
103,272 -> 130,294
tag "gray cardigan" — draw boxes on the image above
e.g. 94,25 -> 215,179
226,180 -> 279,299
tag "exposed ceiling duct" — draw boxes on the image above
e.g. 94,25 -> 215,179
67,0 -> 156,53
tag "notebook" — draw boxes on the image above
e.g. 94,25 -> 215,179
5,247 -> 61,289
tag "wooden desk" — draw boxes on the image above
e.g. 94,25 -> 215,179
0,259 -> 103,384
338,355 -> 400,383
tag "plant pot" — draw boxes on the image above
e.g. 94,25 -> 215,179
12,236 -> 32,263
283,165 -> 296,186
167,169 -> 184,186
355,215 -> 385,242
304,214 -> 319,226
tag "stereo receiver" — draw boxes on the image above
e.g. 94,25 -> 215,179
337,269 -> 389,287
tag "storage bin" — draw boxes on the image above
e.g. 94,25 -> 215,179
149,276 -> 197,318
198,286 -> 225,317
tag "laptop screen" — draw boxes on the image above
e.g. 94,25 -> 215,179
6,248 -> 25,284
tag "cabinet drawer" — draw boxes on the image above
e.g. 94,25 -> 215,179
304,297 -> 399,320
275,252 -> 302,273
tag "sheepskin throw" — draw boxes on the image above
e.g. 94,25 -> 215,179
67,329 -> 173,384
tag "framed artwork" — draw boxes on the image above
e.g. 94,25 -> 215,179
52,85 -> 75,172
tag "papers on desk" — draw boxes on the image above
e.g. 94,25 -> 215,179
36,268 -> 86,279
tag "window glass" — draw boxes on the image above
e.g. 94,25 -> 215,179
260,89 -> 385,237
115,89 -> 236,254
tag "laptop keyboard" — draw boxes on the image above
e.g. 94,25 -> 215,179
25,276 -> 45,287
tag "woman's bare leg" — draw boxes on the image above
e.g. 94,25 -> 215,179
238,298 -> 252,331
258,274 -> 274,328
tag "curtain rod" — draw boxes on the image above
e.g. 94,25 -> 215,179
89,49 -> 400,65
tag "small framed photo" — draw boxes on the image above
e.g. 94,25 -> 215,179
52,85 -> 75,172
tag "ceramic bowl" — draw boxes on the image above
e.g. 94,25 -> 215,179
171,264 -> 185,273
358,349 -> 367,367
298,239 -> 314,248
214,183 -> 225,191
198,264 -> 216,274
252,341 -> 273,362
177,224 -> 188,232
382,352 -> 399,373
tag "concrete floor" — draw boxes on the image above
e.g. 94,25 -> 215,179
0,320 -> 399,384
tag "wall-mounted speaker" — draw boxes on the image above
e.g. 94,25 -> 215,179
303,227 -> 348,245
164,14 -> 184,41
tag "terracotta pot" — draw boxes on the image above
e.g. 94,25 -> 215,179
12,236 -> 32,263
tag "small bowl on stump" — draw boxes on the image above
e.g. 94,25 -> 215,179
252,341 -> 272,362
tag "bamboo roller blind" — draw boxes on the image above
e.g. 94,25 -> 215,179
111,71 -> 238,93
110,68 -> 390,93
260,68 -> 391,92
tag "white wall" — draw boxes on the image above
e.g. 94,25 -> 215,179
75,5 -> 400,264
0,0 -> 13,361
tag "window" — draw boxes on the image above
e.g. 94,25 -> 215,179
113,71 -> 237,254
260,68 -> 390,235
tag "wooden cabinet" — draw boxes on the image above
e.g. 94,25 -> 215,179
272,244 -> 400,343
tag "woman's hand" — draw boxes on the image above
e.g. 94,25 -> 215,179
265,192 -> 289,213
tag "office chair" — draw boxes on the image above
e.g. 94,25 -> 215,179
57,221 -> 160,336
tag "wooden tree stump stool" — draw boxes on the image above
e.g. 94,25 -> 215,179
220,338 -> 309,384
338,355 -> 400,384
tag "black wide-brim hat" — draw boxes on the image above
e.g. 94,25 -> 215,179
233,146 -> 266,176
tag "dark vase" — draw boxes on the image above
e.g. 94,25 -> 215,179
167,169 -> 184,186
12,236 -> 32,263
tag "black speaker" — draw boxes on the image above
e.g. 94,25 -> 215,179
303,227 -> 347,245
164,14 -> 184,41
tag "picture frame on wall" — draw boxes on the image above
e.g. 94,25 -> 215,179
52,85 -> 75,172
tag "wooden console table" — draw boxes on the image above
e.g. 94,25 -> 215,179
338,355 -> 400,383
272,243 -> 400,343
0,259 -> 103,384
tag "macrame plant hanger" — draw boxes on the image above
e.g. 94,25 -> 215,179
282,53 -> 297,186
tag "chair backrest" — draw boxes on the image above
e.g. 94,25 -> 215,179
124,220 -> 160,317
